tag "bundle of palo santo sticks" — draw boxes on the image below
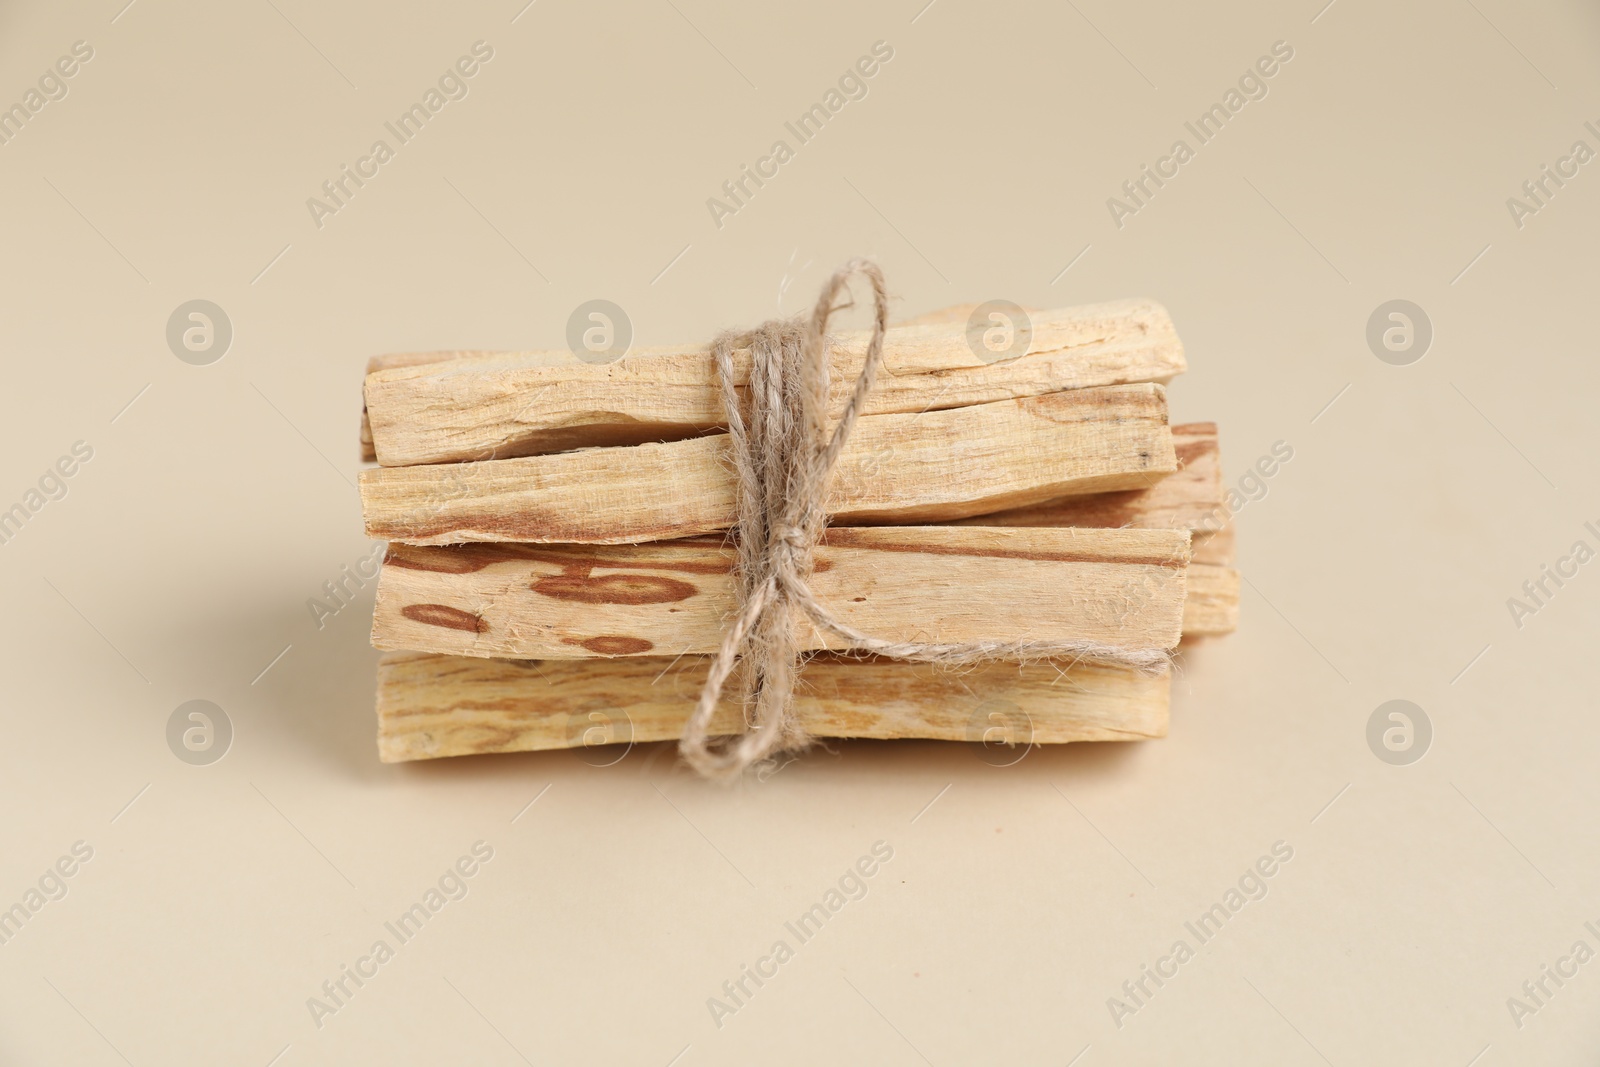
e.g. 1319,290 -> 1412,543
357,280 -> 1237,772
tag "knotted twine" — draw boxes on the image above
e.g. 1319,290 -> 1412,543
677,260 -> 1171,780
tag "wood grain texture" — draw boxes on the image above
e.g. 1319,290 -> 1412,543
360,352 -> 460,462
949,420 -> 1222,532
362,299 -> 1183,466
374,650 -> 1170,762
929,418 -> 1239,638
372,526 -> 1191,659
1192,525 -> 1234,566
1182,563 -> 1240,635
360,384 -> 1177,545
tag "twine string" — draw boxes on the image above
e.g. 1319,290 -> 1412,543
677,259 -> 1170,779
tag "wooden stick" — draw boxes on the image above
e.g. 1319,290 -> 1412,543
1192,525 -> 1234,566
362,299 -> 1183,466
933,418 -> 1240,638
1182,563 -> 1239,636
371,526 -> 1190,660
360,384 -> 1177,545
360,352 -> 466,462
948,420 -> 1222,532
374,650 -> 1169,762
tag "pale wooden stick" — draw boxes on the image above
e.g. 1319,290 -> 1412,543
948,420 -> 1222,532
374,650 -> 1169,763
360,384 -> 1177,546
363,299 -> 1183,465
371,526 -> 1190,660
1182,563 -> 1239,635
1192,525 -> 1234,565
939,419 -> 1239,637
359,352 -> 464,462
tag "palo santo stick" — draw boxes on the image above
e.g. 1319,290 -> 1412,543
1182,563 -> 1240,636
1192,524 -> 1234,566
360,352 -> 470,462
371,526 -> 1190,660
374,650 -> 1169,762
360,384 -> 1177,546
950,420 -> 1223,532
1184,522 -> 1238,637
933,419 -> 1239,637
362,299 -> 1183,465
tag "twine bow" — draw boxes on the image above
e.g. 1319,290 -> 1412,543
677,260 -> 1170,779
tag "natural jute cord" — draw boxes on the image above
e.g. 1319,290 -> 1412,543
677,260 -> 1171,779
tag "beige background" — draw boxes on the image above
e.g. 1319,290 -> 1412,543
1,0 -> 1597,1063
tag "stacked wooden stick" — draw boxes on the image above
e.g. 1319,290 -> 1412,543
357,298 -> 1237,764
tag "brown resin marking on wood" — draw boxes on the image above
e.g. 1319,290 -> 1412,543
567,635 -> 655,656
385,545 -> 493,574
532,573 -> 698,605
400,603 -> 487,633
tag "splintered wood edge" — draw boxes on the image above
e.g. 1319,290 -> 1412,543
357,299 -> 1183,461
358,298 -> 1182,465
